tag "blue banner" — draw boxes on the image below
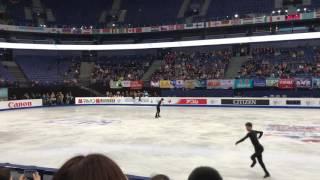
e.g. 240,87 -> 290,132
253,79 -> 266,87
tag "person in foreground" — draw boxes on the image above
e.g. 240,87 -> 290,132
188,166 -> 222,180
235,122 -> 270,178
53,154 -> 127,180
155,98 -> 164,118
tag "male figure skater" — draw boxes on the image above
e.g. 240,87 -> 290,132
155,98 -> 164,118
235,122 -> 270,178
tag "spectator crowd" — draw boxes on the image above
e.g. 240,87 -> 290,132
152,50 -> 231,81
239,47 -> 320,78
0,154 -> 223,180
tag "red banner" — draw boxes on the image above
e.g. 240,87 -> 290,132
278,79 -> 295,89
286,14 -> 300,21
130,81 -> 143,89
176,99 -> 207,105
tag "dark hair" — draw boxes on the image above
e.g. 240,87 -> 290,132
188,166 -> 222,180
245,122 -> 253,127
53,155 -> 85,180
161,98 -> 164,101
53,154 -> 127,180
0,168 -> 10,180
151,174 -> 170,180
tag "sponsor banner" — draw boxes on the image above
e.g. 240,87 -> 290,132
184,23 -> 196,29
286,14 -> 300,21
176,98 -> 207,105
220,20 -> 232,26
81,28 -> 92,34
0,99 -> 43,110
241,17 -> 254,24
207,79 -> 233,89
266,78 -> 279,87
173,80 -> 184,88
268,15 -> 286,22
134,27 -> 143,33
17,26 -> 45,32
160,80 -> 173,88
194,22 -> 205,29
301,12 -> 315,20
232,19 -> 241,25
206,80 -> 220,89
76,97 -> 119,105
221,99 -> 270,106
160,25 -> 169,31
121,81 -> 131,88
151,26 -> 160,32
127,28 -> 135,33
109,80 -> 122,89
194,80 -> 206,88
150,80 -> 160,87
253,79 -> 266,87
101,28 -> 111,34
254,16 -> 266,23
312,78 -> 320,88
295,78 -> 312,88
175,24 -> 184,30
286,100 -> 301,105
184,80 -> 195,89
130,81 -> 143,89
278,79 -> 295,89
315,10 -> 320,18
234,79 -> 253,89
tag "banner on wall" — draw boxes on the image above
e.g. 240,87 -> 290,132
234,79 -> 253,89
254,16 -> 266,23
160,80 -> 173,88
195,80 -> 207,88
278,79 -> 295,89
295,78 -> 312,88
312,78 -> 320,88
173,80 -> 184,88
253,79 -> 266,87
266,78 -> 279,87
151,80 -> 160,87
184,80 -> 195,89
130,81 -> 143,89
206,79 -> 233,89
109,80 -> 122,89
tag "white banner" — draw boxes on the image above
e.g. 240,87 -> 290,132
0,99 -> 43,110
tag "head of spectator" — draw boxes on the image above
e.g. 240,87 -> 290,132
151,174 -> 170,180
0,167 -> 11,180
53,155 -> 84,180
188,166 -> 222,180
53,154 -> 127,180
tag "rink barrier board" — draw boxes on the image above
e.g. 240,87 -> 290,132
75,97 -> 320,108
0,99 -> 43,111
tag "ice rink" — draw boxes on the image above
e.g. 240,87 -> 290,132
0,106 -> 319,180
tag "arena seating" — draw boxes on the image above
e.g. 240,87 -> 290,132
239,47 -> 320,78
0,63 -> 15,82
15,55 -> 80,84
91,55 -> 155,83
152,49 -> 232,81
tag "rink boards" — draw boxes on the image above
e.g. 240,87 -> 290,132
75,97 -> 320,108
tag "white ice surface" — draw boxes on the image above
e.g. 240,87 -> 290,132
0,106 -> 319,180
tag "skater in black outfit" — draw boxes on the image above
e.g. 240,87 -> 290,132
155,98 -> 164,118
235,122 -> 270,178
